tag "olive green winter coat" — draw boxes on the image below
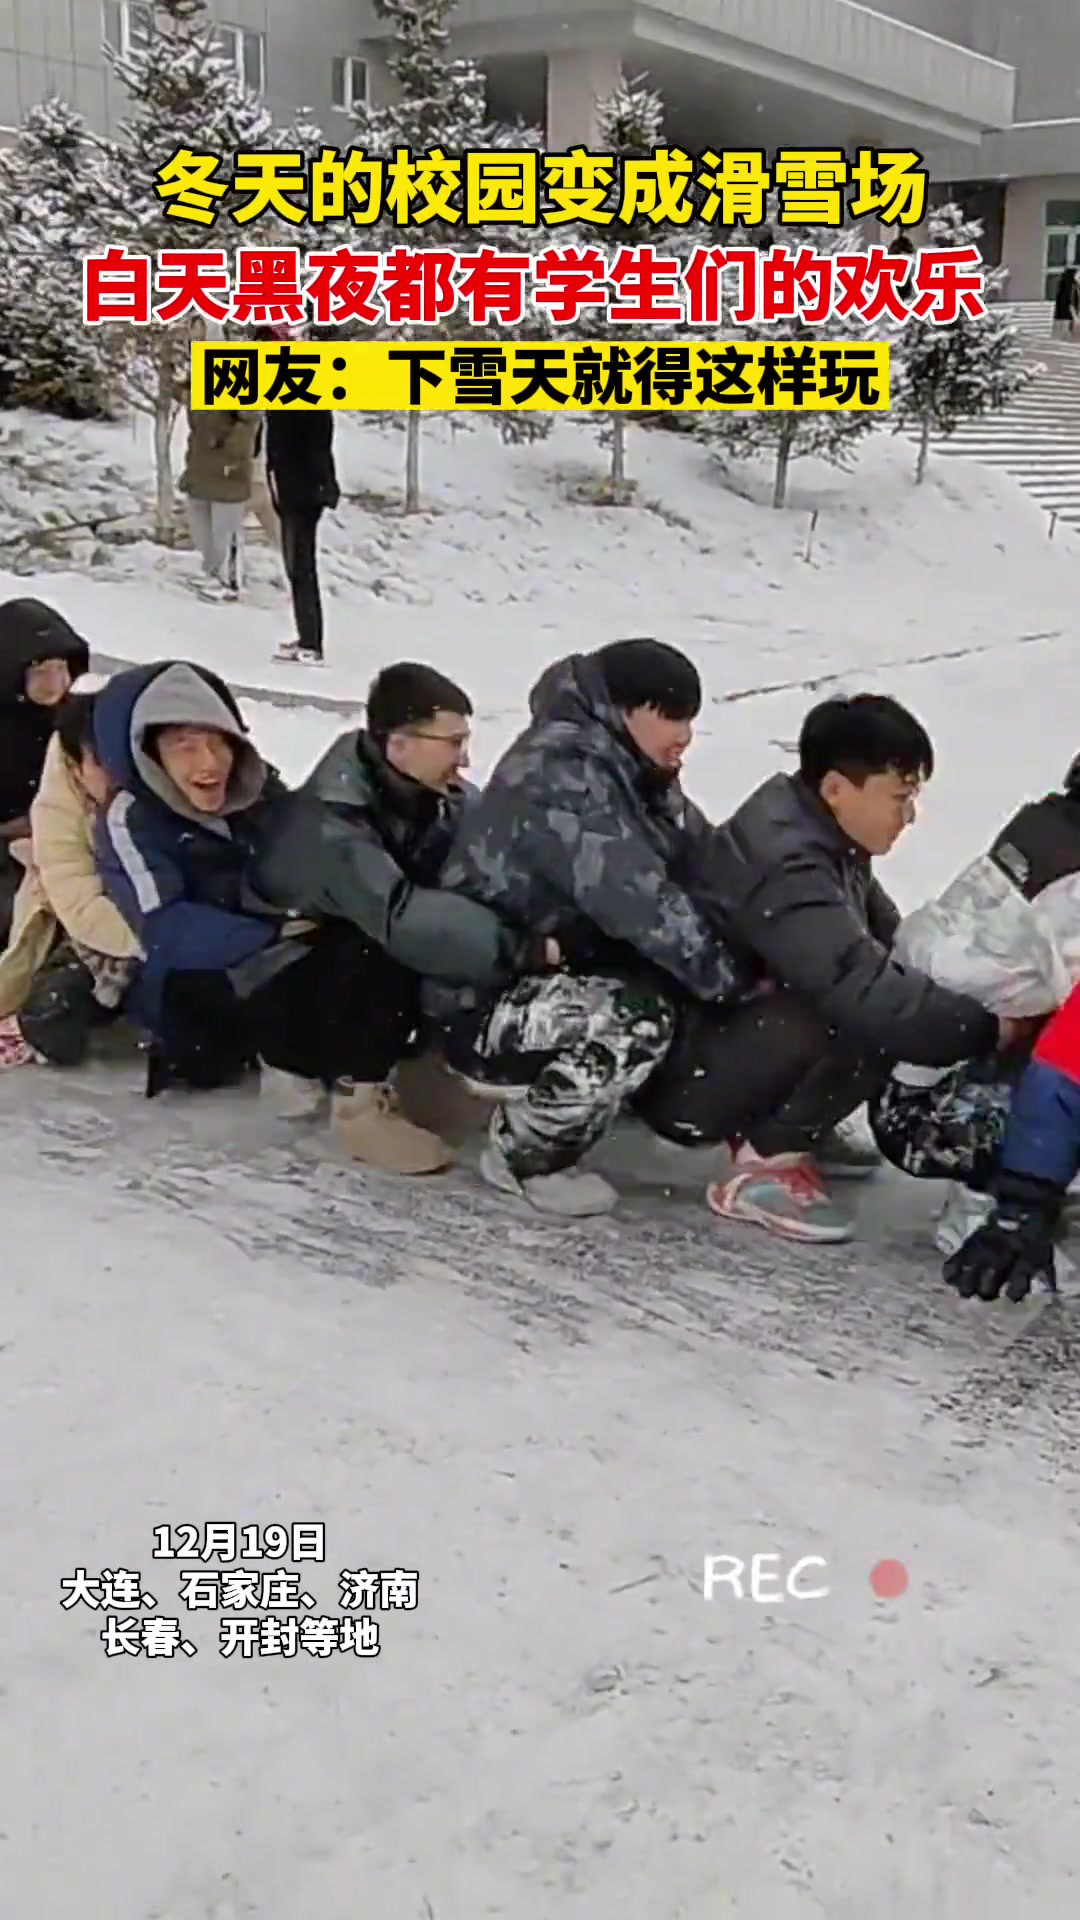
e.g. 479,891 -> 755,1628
179,409 -> 259,504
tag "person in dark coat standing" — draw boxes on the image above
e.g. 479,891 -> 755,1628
0,598 -> 90,945
1052,264 -> 1080,341
258,327 -> 339,664
266,403 -> 338,663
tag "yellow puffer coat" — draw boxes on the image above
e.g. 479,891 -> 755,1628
0,734 -> 139,1016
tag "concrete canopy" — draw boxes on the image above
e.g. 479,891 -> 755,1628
423,0 -> 1016,146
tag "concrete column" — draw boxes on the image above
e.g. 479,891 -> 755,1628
546,47 -> 624,149
1002,178 -> 1054,302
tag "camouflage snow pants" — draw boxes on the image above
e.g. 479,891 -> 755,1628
451,972 -> 676,1180
869,1056 -> 1018,1192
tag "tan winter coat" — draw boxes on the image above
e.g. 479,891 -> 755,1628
0,734 -> 139,1016
179,408 -> 259,504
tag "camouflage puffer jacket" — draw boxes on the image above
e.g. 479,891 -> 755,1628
425,651 -> 744,1023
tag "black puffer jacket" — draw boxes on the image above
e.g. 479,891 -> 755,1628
0,599 -> 90,826
265,411 -> 339,515
689,771 -> 999,1066
252,729 -> 545,986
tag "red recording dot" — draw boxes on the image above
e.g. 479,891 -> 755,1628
870,1558 -> 909,1599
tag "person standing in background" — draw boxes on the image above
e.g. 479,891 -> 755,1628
266,403 -> 340,664
178,403 -> 258,602
255,323 -> 339,665
1052,264 -> 1080,340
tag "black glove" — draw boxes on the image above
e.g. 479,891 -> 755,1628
942,1173 -> 1064,1303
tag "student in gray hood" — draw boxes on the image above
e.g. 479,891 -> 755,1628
93,660 -> 460,1174
251,662 -> 559,1149
637,694 -> 1022,1244
428,640 -> 746,1218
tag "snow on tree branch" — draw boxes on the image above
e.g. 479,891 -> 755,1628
892,201 -> 1031,484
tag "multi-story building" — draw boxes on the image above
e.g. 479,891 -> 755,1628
0,2 -> 1075,297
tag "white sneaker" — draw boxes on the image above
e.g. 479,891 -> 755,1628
272,641 -> 324,664
260,1066 -> 330,1119
934,1182 -> 993,1257
479,1115 -> 616,1217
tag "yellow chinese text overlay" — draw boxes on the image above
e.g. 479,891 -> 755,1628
191,340 -> 891,413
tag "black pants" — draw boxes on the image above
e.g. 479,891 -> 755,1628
0,846 -> 20,949
633,989 -> 887,1154
156,924 -> 420,1093
18,946 -> 120,1066
279,508 -> 324,657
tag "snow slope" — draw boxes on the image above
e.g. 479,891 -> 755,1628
2,409 -> 1080,1918
5,410 -> 1079,907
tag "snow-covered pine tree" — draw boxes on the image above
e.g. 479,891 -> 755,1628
594,79 -> 661,499
0,98 -> 122,418
892,201 -> 1031,484
697,200 -> 883,509
349,0 -> 488,510
571,77 -> 702,500
102,0 -> 273,535
262,106 -> 354,271
480,120 -> 552,453
366,0 -> 487,152
552,77 -> 729,495
261,106 -> 371,346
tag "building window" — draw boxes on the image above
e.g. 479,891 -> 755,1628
214,24 -> 266,94
1044,202 -> 1080,301
332,54 -> 369,112
102,1 -> 153,57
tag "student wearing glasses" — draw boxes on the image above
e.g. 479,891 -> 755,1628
251,662 -> 559,1165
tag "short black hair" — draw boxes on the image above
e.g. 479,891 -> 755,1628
366,663 -> 472,740
594,638 -> 701,721
140,723 -> 237,767
54,691 -> 99,765
798,693 -> 934,788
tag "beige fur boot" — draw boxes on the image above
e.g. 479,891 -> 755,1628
331,1080 -> 453,1173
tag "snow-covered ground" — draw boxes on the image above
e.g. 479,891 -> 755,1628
3,409 -> 1080,1919
4,405 -> 1079,903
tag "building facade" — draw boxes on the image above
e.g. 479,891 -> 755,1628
0,2 -> 1075,297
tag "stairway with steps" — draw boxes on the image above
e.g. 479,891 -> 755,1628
914,300 -> 1080,527
995,300 -> 1059,347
